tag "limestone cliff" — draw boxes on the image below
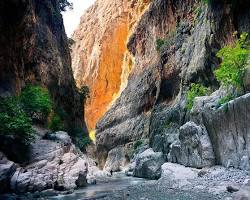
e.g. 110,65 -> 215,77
0,0 -> 87,132
71,0 -> 150,130
94,0 -> 250,169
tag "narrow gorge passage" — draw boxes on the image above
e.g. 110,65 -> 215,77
0,0 -> 250,200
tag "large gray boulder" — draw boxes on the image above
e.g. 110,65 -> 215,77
199,93 -> 250,170
0,152 -> 16,193
133,148 -> 164,179
168,122 -> 215,168
103,146 -> 127,172
10,132 -> 88,193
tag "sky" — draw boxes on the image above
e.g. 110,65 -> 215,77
62,0 -> 95,37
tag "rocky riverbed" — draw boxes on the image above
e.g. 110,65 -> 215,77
2,163 -> 250,200
53,163 -> 250,200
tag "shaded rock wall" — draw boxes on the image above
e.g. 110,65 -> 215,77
71,0 -> 150,130
0,0 -> 86,131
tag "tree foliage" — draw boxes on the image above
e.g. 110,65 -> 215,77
215,33 -> 250,90
0,97 -> 34,145
48,112 -> 64,132
186,83 -> 211,110
20,85 -> 52,121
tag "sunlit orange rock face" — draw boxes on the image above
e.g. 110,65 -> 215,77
71,0 -> 150,130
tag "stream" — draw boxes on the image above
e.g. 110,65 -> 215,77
48,173 -> 148,200
47,172 -> 225,200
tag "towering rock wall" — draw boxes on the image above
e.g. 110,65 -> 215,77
71,0 -> 150,130
95,0 -> 250,169
0,0 -> 87,132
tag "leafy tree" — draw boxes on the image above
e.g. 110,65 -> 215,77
70,127 -> 91,151
0,97 -> 34,145
48,112 -> 64,132
215,33 -> 250,91
20,85 -> 52,121
186,83 -> 211,110
58,0 -> 73,12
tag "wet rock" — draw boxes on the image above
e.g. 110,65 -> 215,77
168,122 -> 215,168
75,171 -> 87,188
39,189 -> 59,197
227,184 -> 240,193
133,148 -> 164,179
87,177 -> 97,185
124,162 -> 136,177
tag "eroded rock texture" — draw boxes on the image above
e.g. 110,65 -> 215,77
95,0 -> 250,170
71,0 -> 150,130
0,0 -> 86,131
10,132 -> 88,193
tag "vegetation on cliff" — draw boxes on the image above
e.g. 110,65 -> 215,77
186,83 -> 211,110
20,85 -> 52,122
215,32 -> 250,105
0,97 -> 34,145
215,32 -> 250,91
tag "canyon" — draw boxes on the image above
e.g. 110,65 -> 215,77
0,0 -> 250,199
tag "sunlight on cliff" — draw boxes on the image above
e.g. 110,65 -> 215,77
89,129 -> 96,143
72,0 -> 151,130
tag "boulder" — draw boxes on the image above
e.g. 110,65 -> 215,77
199,93 -> 250,170
133,148 -> 164,179
233,186 -> 250,200
0,152 -> 16,193
10,132 -> 88,193
168,122 -> 215,168
43,131 -> 72,145
75,171 -> 87,188
160,162 -> 198,180
104,146 -> 127,172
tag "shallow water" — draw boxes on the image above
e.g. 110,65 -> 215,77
48,173 -> 147,200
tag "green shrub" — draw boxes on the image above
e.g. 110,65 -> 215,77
156,29 -> 176,52
133,140 -> 143,150
0,97 -> 34,145
20,85 -> 52,121
74,136 -> 91,151
215,33 -> 250,90
70,127 -> 91,151
156,39 -> 165,51
217,93 -> 234,107
48,112 -> 64,132
201,0 -> 210,4
186,83 -> 211,110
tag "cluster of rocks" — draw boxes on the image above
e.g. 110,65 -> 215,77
0,130 -> 104,196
